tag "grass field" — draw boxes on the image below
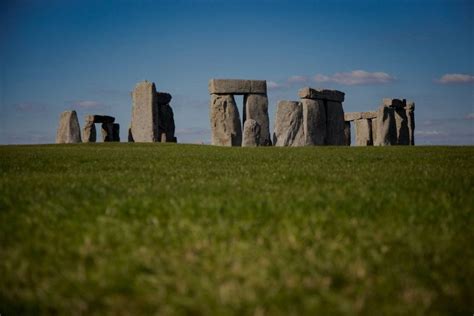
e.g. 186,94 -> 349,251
0,144 -> 473,315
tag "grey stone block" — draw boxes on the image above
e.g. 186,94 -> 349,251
130,80 -> 159,142
101,123 -> 114,142
156,92 -> 172,105
394,108 -> 410,145
301,98 -> 326,145
325,101 -> 345,145
298,87 -> 345,102
83,121 -> 96,143
355,119 -> 373,146
208,79 -> 267,94
374,105 -> 397,146
209,94 -> 242,146
273,101 -> 305,147
344,121 -> 351,146
406,101 -> 415,145
242,119 -> 261,147
243,94 -> 271,146
112,123 -> 120,142
56,111 -> 82,144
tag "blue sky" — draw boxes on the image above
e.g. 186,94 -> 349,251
1,0 -> 473,144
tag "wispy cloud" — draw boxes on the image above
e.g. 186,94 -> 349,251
314,70 -> 395,85
267,81 -> 287,91
287,75 -> 309,83
437,73 -> 474,84
14,102 -> 47,113
72,100 -> 109,110
415,130 -> 445,136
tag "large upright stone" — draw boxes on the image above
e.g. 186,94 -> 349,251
112,123 -> 120,142
273,101 -> 305,147
371,118 -> 378,145
301,98 -> 326,145
394,108 -> 409,145
101,123 -> 114,142
56,111 -> 82,143
130,81 -> 159,142
243,94 -> 271,145
209,94 -> 242,146
158,103 -> 176,143
374,105 -> 397,146
83,121 -> 96,143
242,119 -> 261,147
406,102 -> 415,145
355,119 -> 373,146
344,121 -> 351,146
325,101 -> 345,145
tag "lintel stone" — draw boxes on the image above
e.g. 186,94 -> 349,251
298,87 -> 345,102
344,111 -> 377,121
208,79 -> 267,94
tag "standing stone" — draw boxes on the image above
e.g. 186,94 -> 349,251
243,94 -> 271,146
273,101 -> 305,147
112,123 -> 120,142
374,105 -> 397,146
394,108 -> 409,145
242,119 -> 261,147
130,81 -> 159,142
301,98 -> 326,145
371,118 -> 378,145
56,111 -> 82,143
344,121 -> 351,146
325,101 -> 345,145
158,103 -> 176,143
101,123 -> 114,142
209,94 -> 242,146
355,119 -> 373,146
128,127 -> 134,142
83,121 -> 96,143
406,102 -> 415,145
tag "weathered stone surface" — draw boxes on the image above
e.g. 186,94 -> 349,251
156,92 -> 172,105
208,79 -> 267,94
298,87 -> 345,102
101,123 -> 114,142
344,111 -> 377,121
371,118 -> 378,145
382,98 -> 405,108
85,115 -> 115,124
83,121 -> 96,143
112,123 -> 120,142
374,105 -> 397,146
325,101 -> 345,145
406,101 -> 415,145
273,101 -> 305,147
344,121 -> 351,146
355,119 -> 373,146
158,103 -> 176,143
242,119 -> 261,147
243,94 -> 271,146
394,108 -> 410,145
56,111 -> 82,143
130,80 -> 159,142
301,98 -> 326,145
209,94 -> 242,146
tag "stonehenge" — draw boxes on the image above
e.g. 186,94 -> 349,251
344,99 -> 415,146
56,111 -> 82,143
55,78 -> 415,148
273,87 -> 346,146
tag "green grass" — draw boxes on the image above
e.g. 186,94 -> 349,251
0,144 -> 473,315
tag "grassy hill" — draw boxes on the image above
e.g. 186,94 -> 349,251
0,144 -> 473,315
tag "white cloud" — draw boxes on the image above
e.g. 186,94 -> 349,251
287,75 -> 309,83
267,81 -> 286,90
437,73 -> 474,84
313,70 -> 395,85
73,100 -> 108,109
415,130 -> 445,136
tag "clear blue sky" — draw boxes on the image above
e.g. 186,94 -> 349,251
1,0 -> 473,144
